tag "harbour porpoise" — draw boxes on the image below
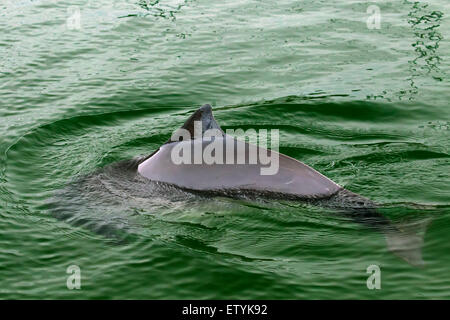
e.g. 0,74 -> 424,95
137,104 -> 428,266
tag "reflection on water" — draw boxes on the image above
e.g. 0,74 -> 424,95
403,1 -> 443,100
118,0 -> 190,20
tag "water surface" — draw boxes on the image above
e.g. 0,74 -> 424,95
0,0 -> 449,299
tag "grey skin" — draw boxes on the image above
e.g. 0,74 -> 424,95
137,104 -> 428,266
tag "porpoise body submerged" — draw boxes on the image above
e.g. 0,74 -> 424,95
136,104 -> 428,266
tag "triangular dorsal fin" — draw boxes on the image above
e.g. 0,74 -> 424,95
166,104 -> 224,144
179,104 -> 223,137
140,104 -> 224,163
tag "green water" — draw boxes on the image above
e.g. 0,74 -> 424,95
0,0 -> 449,299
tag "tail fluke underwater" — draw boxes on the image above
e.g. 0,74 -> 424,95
384,218 -> 431,267
323,189 -> 431,267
